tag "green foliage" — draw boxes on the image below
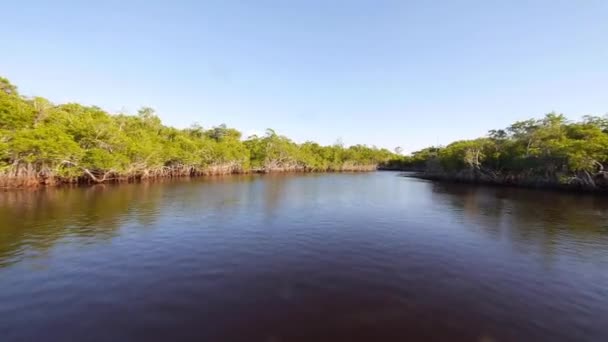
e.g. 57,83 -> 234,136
0,79 -> 35,130
9,125 -> 83,165
393,112 -> 608,178
0,76 -> 396,184
438,139 -> 492,170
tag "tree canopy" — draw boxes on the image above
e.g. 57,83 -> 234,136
386,112 -> 608,189
0,77 -> 395,187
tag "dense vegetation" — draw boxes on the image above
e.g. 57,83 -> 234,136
4,75 -> 605,191
0,77 -> 394,188
388,113 -> 608,190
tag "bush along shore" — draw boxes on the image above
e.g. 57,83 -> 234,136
386,113 -> 608,192
0,77 -> 395,189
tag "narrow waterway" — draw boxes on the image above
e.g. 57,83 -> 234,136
1,172 -> 607,341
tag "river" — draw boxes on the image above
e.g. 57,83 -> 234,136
1,172 -> 607,341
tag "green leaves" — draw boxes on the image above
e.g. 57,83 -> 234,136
10,126 -> 83,165
0,76 -> 398,184
0,89 -> 35,130
401,112 -> 608,177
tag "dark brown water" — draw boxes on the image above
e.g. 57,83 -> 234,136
1,172 -> 607,341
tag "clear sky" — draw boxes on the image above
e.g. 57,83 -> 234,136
2,0 -> 607,153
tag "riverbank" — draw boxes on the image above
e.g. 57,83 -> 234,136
0,164 -> 378,190
404,169 -> 608,193
1,76 -> 396,190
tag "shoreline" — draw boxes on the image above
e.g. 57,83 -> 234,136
0,167 -> 378,191
403,171 -> 608,195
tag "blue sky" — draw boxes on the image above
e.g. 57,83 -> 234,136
2,0 -> 607,153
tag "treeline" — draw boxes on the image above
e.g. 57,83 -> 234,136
387,113 -> 608,190
0,77 -> 394,188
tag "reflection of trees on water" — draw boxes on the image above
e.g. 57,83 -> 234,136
0,175 -> 279,268
167,174 -> 259,214
156,174 -> 287,221
430,183 -> 608,259
261,174 -> 291,220
0,183 -> 166,268
7,175 -> 605,270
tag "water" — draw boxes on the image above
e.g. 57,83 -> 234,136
1,172 -> 607,341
